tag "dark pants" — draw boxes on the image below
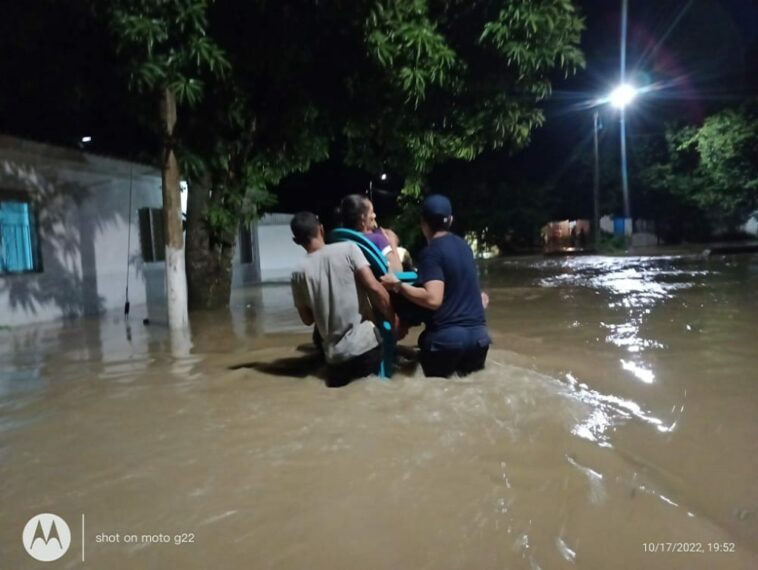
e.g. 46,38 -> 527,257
326,344 -> 383,388
418,326 -> 490,378
312,327 -> 325,361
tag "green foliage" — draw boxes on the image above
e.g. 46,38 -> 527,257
480,0 -> 586,78
367,0 -> 461,107
386,196 -> 425,254
180,83 -> 332,242
202,104 -> 331,239
110,0 -> 230,105
108,0 -> 586,260
186,0 -> 585,245
597,233 -> 626,254
686,108 -> 758,222
351,0 -> 585,195
641,105 -> 758,229
109,1 -> 332,245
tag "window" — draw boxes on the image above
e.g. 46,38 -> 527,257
138,208 -> 165,262
0,196 -> 41,274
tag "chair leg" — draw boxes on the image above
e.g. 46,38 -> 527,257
379,320 -> 394,379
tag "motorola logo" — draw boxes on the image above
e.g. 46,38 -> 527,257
22,514 -> 71,562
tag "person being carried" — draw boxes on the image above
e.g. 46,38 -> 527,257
290,211 -> 396,388
339,194 -> 407,272
380,194 -> 491,378
339,193 -> 432,328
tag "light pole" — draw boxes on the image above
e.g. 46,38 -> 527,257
617,0 -> 632,240
592,0 -> 636,248
593,111 -> 600,250
367,172 -> 391,203
593,83 -> 638,249
609,84 -> 636,237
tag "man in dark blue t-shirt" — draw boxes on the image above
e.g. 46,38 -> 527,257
381,194 -> 491,377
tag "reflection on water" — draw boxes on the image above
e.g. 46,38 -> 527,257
1,253 -> 756,568
619,359 -> 656,384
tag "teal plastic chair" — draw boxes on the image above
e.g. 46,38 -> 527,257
330,228 -> 417,282
329,228 -> 417,378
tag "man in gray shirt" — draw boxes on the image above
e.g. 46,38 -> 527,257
290,212 -> 395,387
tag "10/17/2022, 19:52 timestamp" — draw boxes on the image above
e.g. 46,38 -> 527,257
643,542 -> 735,553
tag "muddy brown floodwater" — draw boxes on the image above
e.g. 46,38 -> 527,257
1,253 -> 757,569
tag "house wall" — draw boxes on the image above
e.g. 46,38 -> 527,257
0,136 -> 166,327
254,213 -> 305,282
0,137 -> 307,327
741,213 -> 758,236
230,213 -> 304,286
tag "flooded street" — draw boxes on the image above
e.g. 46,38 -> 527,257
1,253 -> 757,569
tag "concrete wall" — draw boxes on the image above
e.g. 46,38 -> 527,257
230,213 -> 305,286
255,213 -> 305,282
0,137 -> 306,327
741,213 -> 758,236
0,136 -> 166,327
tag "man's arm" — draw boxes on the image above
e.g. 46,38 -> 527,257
381,274 -> 444,311
291,273 -> 314,326
296,304 -> 315,326
355,266 -> 395,324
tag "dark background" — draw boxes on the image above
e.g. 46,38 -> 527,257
1,0 -> 755,224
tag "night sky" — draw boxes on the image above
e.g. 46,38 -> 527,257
531,0 -> 756,175
265,0 -> 758,219
513,0 -> 757,219
1,0 -> 755,221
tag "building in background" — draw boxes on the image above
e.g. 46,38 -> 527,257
249,213 -> 305,283
0,136 -> 304,327
541,219 -> 592,253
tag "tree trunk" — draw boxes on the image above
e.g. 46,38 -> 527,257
185,174 -> 235,310
160,87 -> 190,330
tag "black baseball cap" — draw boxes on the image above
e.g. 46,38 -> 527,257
421,194 -> 453,221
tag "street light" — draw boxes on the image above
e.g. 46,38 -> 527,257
593,110 -> 601,250
609,83 -> 637,109
616,0 -> 633,243
78,135 -> 94,151
615,84 -> 635,239
593,83 -> 638,249
369,172 -> 390,201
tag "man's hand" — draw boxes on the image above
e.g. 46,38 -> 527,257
382,276 -> 444,311
296,304 -> 315,326
380,273 -> 400,291
481,291 -> 490,309
356,266 -> 395,323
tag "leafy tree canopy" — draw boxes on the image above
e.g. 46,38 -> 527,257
111,0 -> 585,237
642,105 -> 757,229
110,0 -> 230,106
347,0 -> 586,193
102,0 -> 585,307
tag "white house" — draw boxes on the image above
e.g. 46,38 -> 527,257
741,212 -> 758,236
0,136 -> 304,327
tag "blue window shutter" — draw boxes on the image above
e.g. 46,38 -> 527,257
0,201 -> 36,272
